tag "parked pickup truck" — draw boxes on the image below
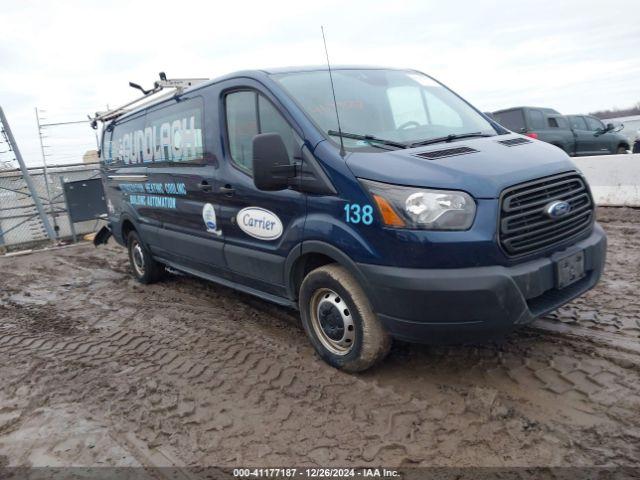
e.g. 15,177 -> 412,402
492,106 -> 630,156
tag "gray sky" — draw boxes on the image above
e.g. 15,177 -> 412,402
1,0 -> 638,167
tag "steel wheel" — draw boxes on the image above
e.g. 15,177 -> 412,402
309,288 -> 355,355
299,264 -> 391,372
131,240 -> 145,277
126,230 -> 164,284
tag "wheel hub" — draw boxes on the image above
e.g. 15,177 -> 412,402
311,289 -> 356,355
318,303 -> 344,340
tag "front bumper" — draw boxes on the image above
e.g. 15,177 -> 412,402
358,223 -> 607,344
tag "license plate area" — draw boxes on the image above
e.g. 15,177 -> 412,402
555,250 -> 586,289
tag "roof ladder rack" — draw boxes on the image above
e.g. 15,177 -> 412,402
89,72 -> 208,129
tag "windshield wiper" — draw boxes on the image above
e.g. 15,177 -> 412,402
409,132 -> 494,148
328,130 -> 408,150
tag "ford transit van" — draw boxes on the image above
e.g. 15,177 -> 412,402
96,67 -> 606,372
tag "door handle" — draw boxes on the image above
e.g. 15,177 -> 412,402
219,184 -> 235,196
198,181 -> 212,192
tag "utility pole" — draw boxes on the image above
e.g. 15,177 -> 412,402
0,106 -> 55,241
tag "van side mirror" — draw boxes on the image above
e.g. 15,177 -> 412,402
252,133 -> 296,191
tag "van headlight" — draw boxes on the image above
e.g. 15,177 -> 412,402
361,179 -> 476,230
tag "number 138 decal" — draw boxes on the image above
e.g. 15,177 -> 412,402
344,203 -> 374,225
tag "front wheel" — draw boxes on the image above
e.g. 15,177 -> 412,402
299,264 -> 391,372
616,146 -> 628,154
127,230 -> 164,284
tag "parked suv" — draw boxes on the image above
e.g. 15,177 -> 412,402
493,106 -> 629,155
95,67 -> 606,372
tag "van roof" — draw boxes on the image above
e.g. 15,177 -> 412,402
187,65 -> 410,92
112,66 -> 413,123
262,65 -> 407,74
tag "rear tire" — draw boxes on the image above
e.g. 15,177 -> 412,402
299,264 -> 391,372
127,230 -> 164,284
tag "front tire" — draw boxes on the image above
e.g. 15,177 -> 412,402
299,264 -> 391,372
616,146 -> 628,154
127,230 -> 164,284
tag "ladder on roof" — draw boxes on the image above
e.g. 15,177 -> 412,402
90,72 -> 208,129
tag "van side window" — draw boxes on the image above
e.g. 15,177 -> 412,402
258,95 -> 297,160
548,117 -> 559,128
145,99 -> 205,164
101,126 -> 114,165
226,91 -> 298,173
226,91 -> 259,171
108,114 -> 145,165
529,110 -> 545,130
105,98 -> 204,166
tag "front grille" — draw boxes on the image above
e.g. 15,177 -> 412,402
414,146 -> 478,160
499,172 -> 594,256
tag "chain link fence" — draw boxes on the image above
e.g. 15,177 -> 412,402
0,162 -> 105,252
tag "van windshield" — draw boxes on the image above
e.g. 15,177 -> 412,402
273,69 -> 497,149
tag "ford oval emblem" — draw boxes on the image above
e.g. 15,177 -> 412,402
545,200 -> 571,219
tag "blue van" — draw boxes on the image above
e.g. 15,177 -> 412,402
95,67 -> 606,372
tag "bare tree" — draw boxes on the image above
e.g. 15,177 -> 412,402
590,102 -> 640,119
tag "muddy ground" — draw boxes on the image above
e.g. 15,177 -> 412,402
0,208 -> 639,475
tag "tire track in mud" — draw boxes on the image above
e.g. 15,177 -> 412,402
1,299 -> 632,417
2,294 -> 639,467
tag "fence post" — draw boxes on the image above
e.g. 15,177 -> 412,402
0,106 -> 56,241
59,176 -> 77,243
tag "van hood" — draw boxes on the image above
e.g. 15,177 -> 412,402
345,135 -> 578,199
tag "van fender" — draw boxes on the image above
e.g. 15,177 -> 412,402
113,208 -> 148,244
111,212 -> 134,244
284,240 -> 375,304
113,198 -> 162,244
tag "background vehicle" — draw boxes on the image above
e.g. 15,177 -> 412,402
95,68 -> 606,372
566,114 -> 629,155
493,106 -> 630,155
600,114 -> 640,148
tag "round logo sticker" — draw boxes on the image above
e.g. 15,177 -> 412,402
202,203 -> 222,236
236,207 -> 283,241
